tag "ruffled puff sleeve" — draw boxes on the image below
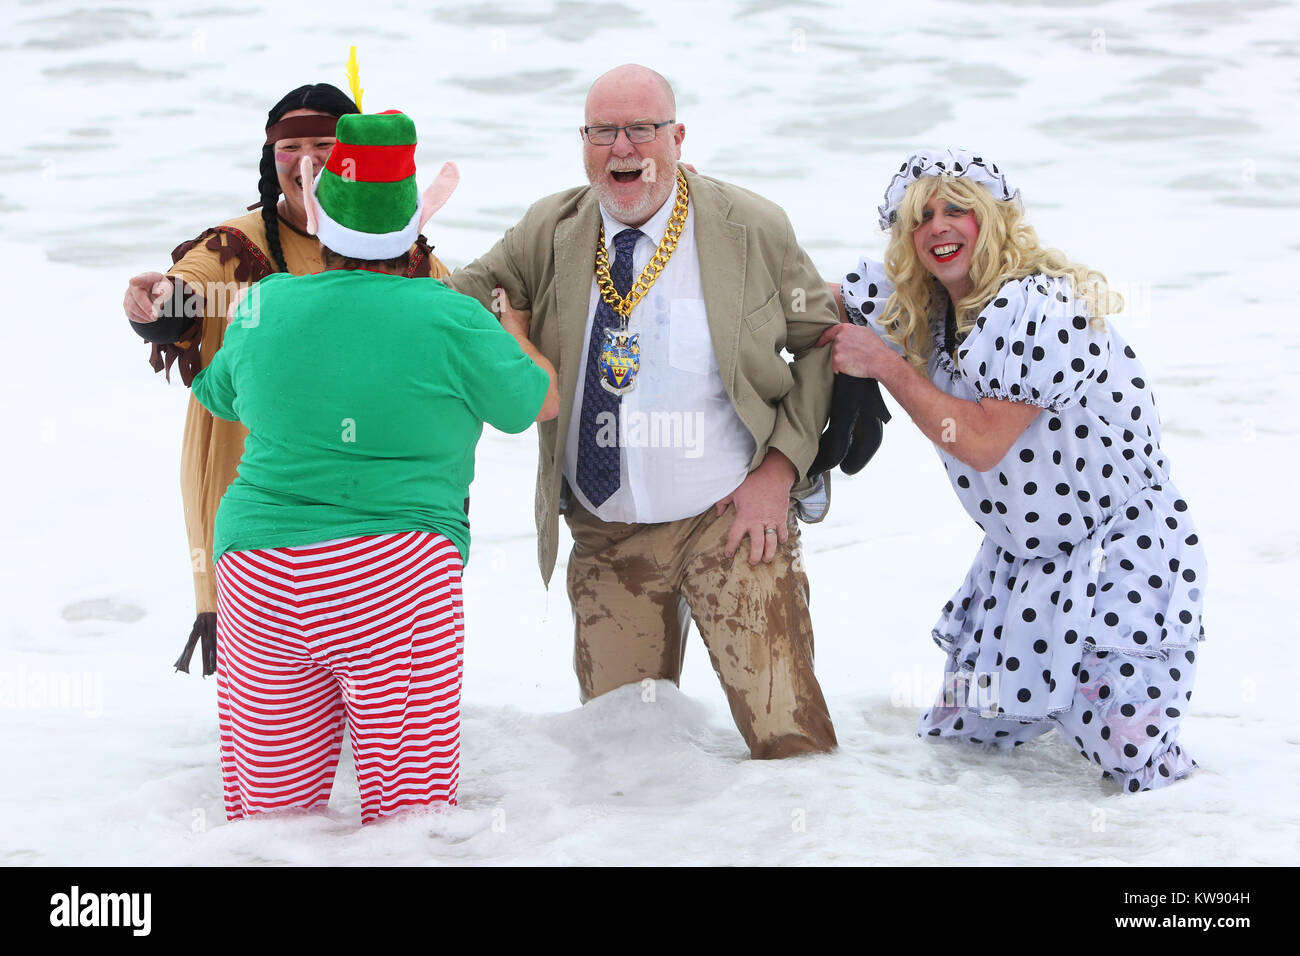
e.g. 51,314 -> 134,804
957,274 -> 1110,414
840,258 -> 906,359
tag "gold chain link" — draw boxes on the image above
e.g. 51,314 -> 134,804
594,168 -> 689,320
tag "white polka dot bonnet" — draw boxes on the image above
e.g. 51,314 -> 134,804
878,149 -> 1020,231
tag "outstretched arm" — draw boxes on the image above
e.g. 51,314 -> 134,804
818,323 -> 1040,472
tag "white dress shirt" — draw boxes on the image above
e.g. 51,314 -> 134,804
563,190 -> 756,524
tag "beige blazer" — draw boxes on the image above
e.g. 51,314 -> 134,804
445,168 -> 835,584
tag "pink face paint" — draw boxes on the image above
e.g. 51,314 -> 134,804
274,150 -> 296,166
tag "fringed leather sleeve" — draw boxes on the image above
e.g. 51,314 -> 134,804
147,227 -> 274,386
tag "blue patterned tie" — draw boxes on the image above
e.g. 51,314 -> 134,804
577,227 -> 642,506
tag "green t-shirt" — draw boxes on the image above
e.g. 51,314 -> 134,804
190,270 -> 548,563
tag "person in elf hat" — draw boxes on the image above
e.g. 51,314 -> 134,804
189,109 -> 558,824
122,82 -> 453,677
820,149 -> 1206,791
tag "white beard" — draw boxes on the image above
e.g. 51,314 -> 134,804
586,160 -> 673,227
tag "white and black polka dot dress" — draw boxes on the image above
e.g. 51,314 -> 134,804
842,260 -> 1206,792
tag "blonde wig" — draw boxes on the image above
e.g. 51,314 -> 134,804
879,176 -> 1123,373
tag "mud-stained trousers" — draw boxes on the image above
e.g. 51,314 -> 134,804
565,500 -> 837,758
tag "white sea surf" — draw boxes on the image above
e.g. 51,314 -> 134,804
1,0 -> 1297,865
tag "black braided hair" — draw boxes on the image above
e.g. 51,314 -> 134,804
258,83 -> 359,273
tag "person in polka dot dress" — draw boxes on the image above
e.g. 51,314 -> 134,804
818,149 -> 1206,792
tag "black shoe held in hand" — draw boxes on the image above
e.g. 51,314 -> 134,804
810,374 -> 891,478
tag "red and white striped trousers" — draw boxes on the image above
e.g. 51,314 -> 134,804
213,530 -> 464,824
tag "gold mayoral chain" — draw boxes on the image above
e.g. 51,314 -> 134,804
594,168 -> 690,320
591,169 -> 689,395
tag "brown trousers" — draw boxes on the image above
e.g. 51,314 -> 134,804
565,500 -> 837,758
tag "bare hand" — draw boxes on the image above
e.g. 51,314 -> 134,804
124,272 -> 173,324
816,323 -> 897,379
715,449 -> 796,564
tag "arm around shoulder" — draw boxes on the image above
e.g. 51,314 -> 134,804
873,349 -> 1042,472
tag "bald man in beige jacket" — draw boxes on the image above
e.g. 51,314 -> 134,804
446,65 -> 837,757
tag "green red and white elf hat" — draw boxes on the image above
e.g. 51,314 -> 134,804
310,109 -> 422,259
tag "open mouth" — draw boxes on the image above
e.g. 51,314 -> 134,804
930,242 -> 961,262
610,168 -> 642,184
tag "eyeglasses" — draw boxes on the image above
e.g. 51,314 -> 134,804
581,121 -> 676,146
